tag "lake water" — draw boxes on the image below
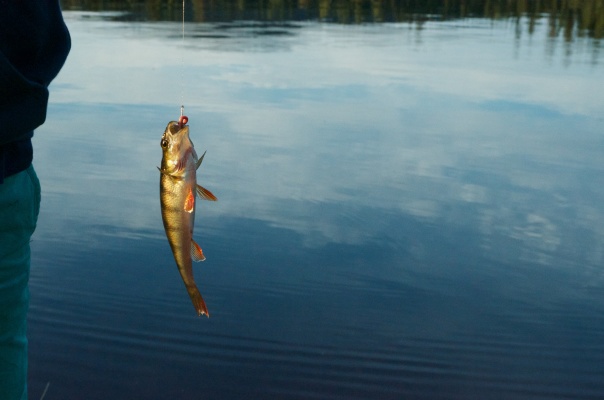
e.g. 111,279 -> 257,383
27,2 -> 604,399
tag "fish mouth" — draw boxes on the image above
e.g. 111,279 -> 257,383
167,121 -> 189,137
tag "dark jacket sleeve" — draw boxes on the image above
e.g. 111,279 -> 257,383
0,0 -> 71,145
0,53 -> 49,145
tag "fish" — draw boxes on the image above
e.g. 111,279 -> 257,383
159,120 -> 217,317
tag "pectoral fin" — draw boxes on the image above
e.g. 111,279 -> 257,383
196,184 -> 217,201
184,187 -> 195,213
191,239 -> 206,262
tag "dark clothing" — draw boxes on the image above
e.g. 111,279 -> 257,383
0,164 -> 40,400
1,3 -> 69,399
0,0 -> 71,183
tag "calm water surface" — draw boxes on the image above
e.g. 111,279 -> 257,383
27,3 -> 604,399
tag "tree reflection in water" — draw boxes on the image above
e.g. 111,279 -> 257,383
60,0 -> 604,39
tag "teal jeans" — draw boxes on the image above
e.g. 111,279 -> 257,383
0,165 -> 40,400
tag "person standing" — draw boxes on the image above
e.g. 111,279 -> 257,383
0,1 -> 70,399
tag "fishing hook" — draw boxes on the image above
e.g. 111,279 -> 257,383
179,105 -> 188,127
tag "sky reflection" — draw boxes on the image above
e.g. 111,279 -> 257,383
25,9 -> 604,399
41,12 -> 604,271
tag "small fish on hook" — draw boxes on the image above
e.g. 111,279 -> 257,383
159,119 -> 217,317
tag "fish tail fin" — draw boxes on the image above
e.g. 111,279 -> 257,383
186,284 -> 209,317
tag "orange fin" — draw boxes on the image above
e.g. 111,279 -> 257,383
196,184 -> 217,201
191,239 -> 206,262
184,187 -> 195,213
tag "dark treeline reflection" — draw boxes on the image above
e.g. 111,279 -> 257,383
61,0 -> 604,38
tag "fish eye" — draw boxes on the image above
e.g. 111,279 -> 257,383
161,138 -> 169,148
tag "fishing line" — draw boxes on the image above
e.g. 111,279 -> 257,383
39,382 -> 50,400
179,0 -> 188,126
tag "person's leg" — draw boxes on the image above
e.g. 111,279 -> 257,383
0,165 -> 41,400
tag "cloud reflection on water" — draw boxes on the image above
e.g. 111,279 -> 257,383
39,12 -> 604,274
23,9 -> 604,399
